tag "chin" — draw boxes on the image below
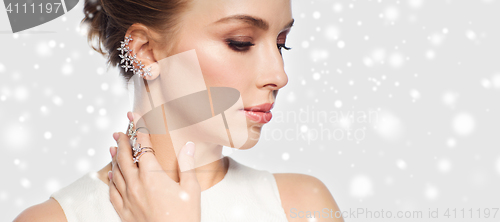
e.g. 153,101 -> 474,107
213,109 -> 270,150
232,123 -> 264,150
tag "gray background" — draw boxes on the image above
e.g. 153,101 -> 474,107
1,0 -> 499,221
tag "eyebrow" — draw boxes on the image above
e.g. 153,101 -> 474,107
214,14 -> 294,31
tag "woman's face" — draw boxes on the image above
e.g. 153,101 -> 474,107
157,0 -> 293,149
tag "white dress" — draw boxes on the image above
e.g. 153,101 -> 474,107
50,156 -> 289,222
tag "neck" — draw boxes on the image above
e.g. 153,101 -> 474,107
150,133 -> 229,191
128,66 -> 230,191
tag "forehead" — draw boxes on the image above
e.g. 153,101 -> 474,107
184,0 -> 293,32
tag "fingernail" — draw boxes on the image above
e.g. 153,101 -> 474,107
184,141 -> 195,157
108,171 -> 113,180
109,146 -> 116,158
113,132 -> 119,141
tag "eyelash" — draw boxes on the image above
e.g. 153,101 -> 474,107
226,39 -> 292,53
277,44 -> 292,51
226,40 -> 255,52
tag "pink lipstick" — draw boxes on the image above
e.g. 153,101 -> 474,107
241,103 -> 274,123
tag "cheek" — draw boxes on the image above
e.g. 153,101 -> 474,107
172,33 -> 257,89
195,44 -> 254,89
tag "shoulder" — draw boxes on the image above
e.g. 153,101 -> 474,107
14,163 -> 112,222
273,173 -> 344,222
273,173 -> 336,206
13,198 -> 67,222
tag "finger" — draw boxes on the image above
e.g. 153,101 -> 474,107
178,141 -> 199,189
109,145 -> 117,184
128,111 -> 163,173
127,111 -> 134,122
111,154 -> 127,195
114,132 -> 138,181
125,111 -> 133,133
109,146 -> 117,159
109,171 -> 124,211
135,128 -> 162,173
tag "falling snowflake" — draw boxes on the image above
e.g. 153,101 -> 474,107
452,112 -> 475,136
350,175 -> 373,198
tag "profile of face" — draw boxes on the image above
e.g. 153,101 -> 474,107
130,0 -> 293,151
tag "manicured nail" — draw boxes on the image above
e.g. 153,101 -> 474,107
113,132 -> 119,141
108,171 -> 113,180
184,141 -> 195,157
109,146 -> 117,158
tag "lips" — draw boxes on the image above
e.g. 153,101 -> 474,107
241,103 -> 274,123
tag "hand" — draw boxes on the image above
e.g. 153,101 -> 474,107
108,111 -> 201,222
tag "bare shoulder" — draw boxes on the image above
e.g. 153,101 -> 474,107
13,198 -> 67,222
14,162 -> 112,222
273,173 -> 344,222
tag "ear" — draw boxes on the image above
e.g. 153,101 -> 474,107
124,24 -> 160,80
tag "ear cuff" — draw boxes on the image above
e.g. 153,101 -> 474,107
117,35 -> 152,78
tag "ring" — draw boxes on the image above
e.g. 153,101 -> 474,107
127,121 -> 151,137
127,121 -> 136,137
131,141 -> 155,163
126,121 -> 153,164
135,127 -> 151,134
133,149 -> 155,163
132,143 -> 155,157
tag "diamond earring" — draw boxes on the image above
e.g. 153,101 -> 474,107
117,35 -> 152,78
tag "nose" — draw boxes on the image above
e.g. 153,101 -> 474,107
256,42 -> 289,91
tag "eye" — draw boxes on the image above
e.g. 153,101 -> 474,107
226,39 -> 255,52
277,30 -> 292,54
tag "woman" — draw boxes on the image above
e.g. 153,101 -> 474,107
14,0 -> 343,221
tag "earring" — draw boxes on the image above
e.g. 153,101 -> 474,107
117,35 -> 152,78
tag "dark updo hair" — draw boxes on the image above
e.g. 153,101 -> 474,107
82,0 -> 191,82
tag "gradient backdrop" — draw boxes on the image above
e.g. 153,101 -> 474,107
1,0 -> 499,221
